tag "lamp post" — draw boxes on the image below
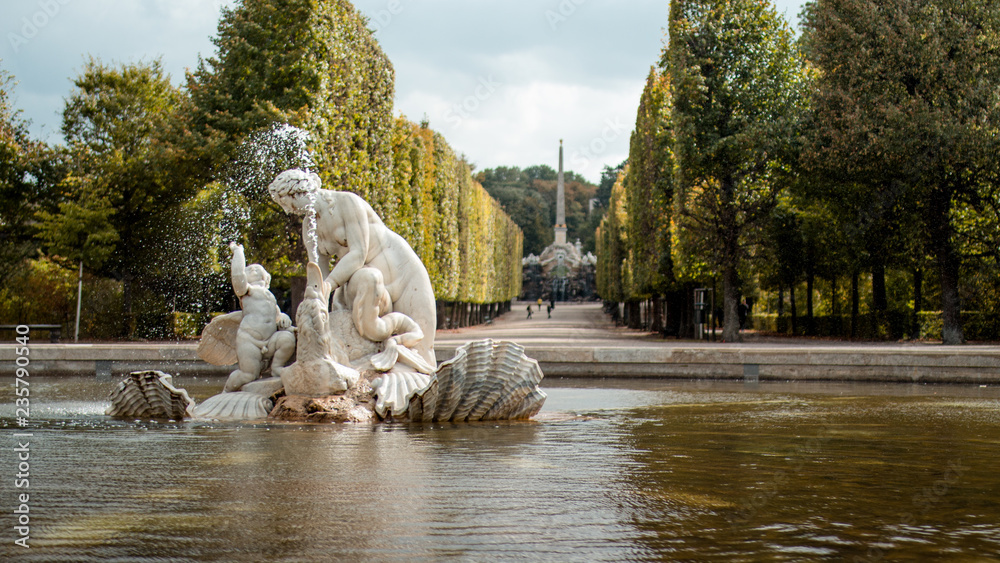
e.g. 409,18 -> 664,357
74,260 -> 83,342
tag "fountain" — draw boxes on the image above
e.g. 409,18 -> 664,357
109,164 -> 546,423
72,128 -> 998,562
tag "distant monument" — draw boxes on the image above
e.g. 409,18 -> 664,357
521,140 -> 597,302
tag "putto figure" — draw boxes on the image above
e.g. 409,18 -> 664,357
196,243 -> 296,392
268,169 -> 437,366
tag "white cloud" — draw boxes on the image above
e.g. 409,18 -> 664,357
359,0 -> 667,181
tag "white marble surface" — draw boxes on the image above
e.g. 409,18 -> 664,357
269,169 -> 437,366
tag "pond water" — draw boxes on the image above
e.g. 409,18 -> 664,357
1,376 -> 999,561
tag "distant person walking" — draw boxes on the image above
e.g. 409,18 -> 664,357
546,304 -> 552,318
537,298 -> 543,311
526,304 -> 533,319
738,299 -> 749,331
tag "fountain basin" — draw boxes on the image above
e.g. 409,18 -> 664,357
3,342 -> 1000,383
2,376 -> 999,560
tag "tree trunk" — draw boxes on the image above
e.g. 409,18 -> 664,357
851,270 -> 860,339
938,244 -> 963,344
628,301 -> 642,329
123,272 -> 134,338
872,264 -> 887,312
722,263 -> 741,342
929,188 -> 963,345
831,276 -> 839,317
777,286 -> 784,316
911,268 -> 922,340
436,301 -> 446,329
665,290 -> 683,337
806,272 -> 814,335
652,296 -> 663,333
789,282 -> 798,335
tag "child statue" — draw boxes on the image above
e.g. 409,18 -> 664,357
196,243 -> 296,392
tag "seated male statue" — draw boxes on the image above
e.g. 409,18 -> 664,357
268,169 -> 437,366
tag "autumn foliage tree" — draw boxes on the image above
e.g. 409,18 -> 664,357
187,0 -> 522,311
625,68 -> 675,306
667,0 -> 808,341
0,65 -> 62,290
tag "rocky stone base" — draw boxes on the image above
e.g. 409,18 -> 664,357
269,375 -> 378,423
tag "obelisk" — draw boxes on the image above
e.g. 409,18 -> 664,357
554,139 -> 567,245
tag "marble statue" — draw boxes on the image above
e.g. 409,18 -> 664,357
268,169 -> 437,366
279,261 -> 360,396
196,243 -> 296,392
186,164 -> 546,423
338,266 -> 435,375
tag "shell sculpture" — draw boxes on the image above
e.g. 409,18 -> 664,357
404,339 -> 547,422
193,391 -> 273,421
106,370 -> 196,420
196,311 -> 241,366
371,370 -> 433,418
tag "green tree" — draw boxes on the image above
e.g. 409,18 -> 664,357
802,0 -> 1000,344
37,58 -> 203,335
597,161 -> 626,207
0,64 -> 62,291
667,0 -> 808,341
478,164 -> 598,255
596,167 -> 630,304
190,0 -> 522,311
390,117 -> 522,304
187,0 -> 394,209
477,166 -> 553,255
186,0 -> 396,280
625,67 -> 675,300
761,202 -> 804,327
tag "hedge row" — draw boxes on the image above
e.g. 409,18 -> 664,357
190,0 -> 522,304
390,119 -> 522,303
753,312 -> 1000,341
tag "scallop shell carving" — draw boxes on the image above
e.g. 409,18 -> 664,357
106,370 -> 196,420
196,311 -> 241,366
405,339 -> 546,422
193,391 -> 273,421
372,370 -> 433,418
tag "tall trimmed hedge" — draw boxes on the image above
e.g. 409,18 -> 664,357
189,0 -> 521,306
595,168 -> 630,303
391,118 -> 522,303
189,0 -> 395,211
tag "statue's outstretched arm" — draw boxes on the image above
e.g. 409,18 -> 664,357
230,242 -> 249,297
325,195 -> 370,290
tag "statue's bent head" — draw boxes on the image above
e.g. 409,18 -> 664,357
269,169 -> 321,215
246,264 -> 271,287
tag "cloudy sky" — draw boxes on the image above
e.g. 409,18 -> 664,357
1,0 -> 807,183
